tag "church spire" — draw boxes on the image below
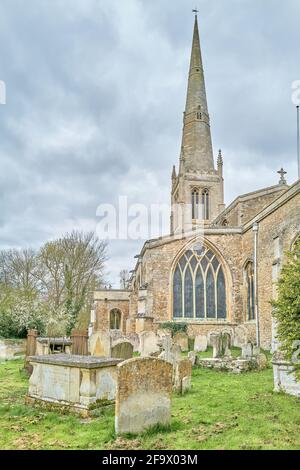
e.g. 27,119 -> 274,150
180,14 -> 215,173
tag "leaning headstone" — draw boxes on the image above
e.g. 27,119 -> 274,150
188,351 -> 196,366
111,341 -> 133,360
173,332 -> 189,352
194,335 -> 208,353
139,331 -> 160,357
115,357 -> 173,434
173,359 -> 192,394
89,331 -> 111,357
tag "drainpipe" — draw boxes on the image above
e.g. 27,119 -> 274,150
253,222 -> 260,347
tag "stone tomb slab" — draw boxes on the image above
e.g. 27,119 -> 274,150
115,357 -> 172,435
27,354 -> 122,416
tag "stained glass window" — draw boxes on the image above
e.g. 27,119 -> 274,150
173,245 -> 227,320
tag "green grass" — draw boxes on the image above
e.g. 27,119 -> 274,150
0,359 -> 299,450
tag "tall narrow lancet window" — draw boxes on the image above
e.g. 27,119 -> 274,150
110,309 -> 122,330
192,189 -> 199,219
245,262 -> 255,321
172,245 -> 227,320
202,189 -> 210,220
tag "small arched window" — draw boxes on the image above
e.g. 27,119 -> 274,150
110,309 -> 122,330
245,262 -> 255,321
202,189 -> 210,220
192,188 -> 199,219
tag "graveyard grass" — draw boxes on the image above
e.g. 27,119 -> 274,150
0,356 -> 299,450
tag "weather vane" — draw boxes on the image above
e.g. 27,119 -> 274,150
192,8 -> 199,15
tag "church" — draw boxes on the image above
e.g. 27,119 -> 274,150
92,15 -> 300,350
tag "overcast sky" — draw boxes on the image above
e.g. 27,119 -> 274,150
0,0 -> 299,286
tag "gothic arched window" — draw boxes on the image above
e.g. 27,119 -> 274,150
172,244 -> 227,320
110,309 -> 122,330
245,262 -> 255,321
202,189 -> 209,220
192,189 -> 199,219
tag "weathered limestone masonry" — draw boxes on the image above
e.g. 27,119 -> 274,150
115,357 -> 173,435
242,183 -> 300,348
92,15 -> 300,351
27,355 -> 122,416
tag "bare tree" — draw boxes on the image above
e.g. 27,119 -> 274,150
0,248 -> 40,295
120,269 -> 130,289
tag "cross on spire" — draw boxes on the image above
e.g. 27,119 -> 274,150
277,168 -> 287,185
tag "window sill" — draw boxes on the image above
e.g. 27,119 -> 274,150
172,318 -> 229,324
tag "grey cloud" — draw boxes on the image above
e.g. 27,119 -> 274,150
0,0 -> 299,284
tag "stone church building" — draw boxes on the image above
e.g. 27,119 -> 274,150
92,15 -> 300,350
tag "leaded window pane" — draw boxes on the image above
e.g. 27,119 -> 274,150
212,257 -> 220,271
184,267 -> 193,318
179,256 -> 187,271
217,268 -> 226,319
201,256 -> 208,271
195,267 -> 205,318
190,256 -> 197,272
173,266 -> 182,318
206,267 -> 216,318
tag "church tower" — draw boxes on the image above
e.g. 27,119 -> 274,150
171,14 -> 225,234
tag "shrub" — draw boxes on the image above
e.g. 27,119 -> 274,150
272,239 -> 300,380
161,322 -> 188,337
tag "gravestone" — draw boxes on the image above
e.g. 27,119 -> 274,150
139,331 -> 160,357
173,332 -> 189,352
210,332 -> 231,358
111,341 -> 133,360
173,359 -> 192,394
188,351 -> 196,366
210,333 -> 222,358
194,335 -> 208,353
222,332 -> 232,358
125,333 -> 140,352
115,357 -> 173,434
241,342 -> 253,359
233,325 -> 249,348
159,337 -> 181,368
89,331 -> 111,357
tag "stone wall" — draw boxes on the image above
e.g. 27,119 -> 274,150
0,338 -> 26,361
242,187 -> 300,348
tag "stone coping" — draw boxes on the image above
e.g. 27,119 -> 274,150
37,337 -> 72,345
29,354 -> 122,369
